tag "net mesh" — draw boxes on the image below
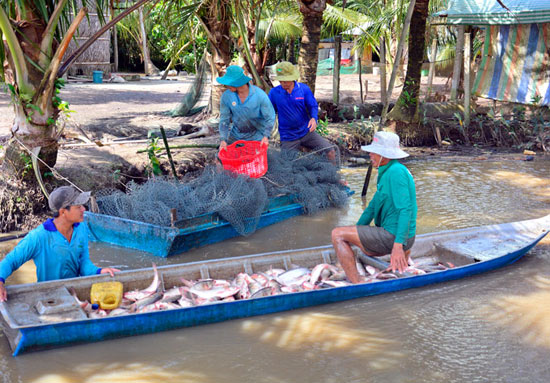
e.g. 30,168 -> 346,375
95,149 -> 349,235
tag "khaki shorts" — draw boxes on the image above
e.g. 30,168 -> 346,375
357,225 -> 415,255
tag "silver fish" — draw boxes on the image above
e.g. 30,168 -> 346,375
250,287 -> 272,299
124,263 -> 161,301
189,285 -> 239,300
134,290 -> 163,310
276,267 -> 311,286
161,287 -> 183,302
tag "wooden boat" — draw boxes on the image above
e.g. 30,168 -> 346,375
85,189 -> 353,257
1,215 -> 548,356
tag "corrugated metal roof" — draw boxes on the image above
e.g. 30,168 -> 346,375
438,0 -> 550,25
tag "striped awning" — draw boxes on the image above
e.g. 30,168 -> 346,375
437,0 -> 550,25
473,23 -> 550,105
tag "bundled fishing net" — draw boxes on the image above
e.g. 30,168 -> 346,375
95,149 -> 349,235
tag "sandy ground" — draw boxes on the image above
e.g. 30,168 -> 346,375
0,72 -> 465,193
0,72 -> 452,139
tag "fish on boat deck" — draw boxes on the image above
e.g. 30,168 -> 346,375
70,256 -> 455,318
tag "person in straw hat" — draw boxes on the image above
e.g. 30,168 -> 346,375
217,65 -> 275,152
331,131 -> 417,282
268,61 -> 335,161
0,186 -> 120,302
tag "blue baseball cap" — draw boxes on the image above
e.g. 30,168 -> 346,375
216,65 -> 251,87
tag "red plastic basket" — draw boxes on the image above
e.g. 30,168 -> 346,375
218,140 -> 268,178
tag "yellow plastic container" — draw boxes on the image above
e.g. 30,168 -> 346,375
90,281 -> 123,310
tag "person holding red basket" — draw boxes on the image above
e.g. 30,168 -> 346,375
217,65 -> 275,152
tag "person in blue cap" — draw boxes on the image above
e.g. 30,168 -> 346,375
217,65 -> 276,151
0,186 -> 120,302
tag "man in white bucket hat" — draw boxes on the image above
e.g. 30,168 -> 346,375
331,131 -> 417,282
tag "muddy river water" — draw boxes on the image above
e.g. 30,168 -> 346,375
1,157 -> 549,383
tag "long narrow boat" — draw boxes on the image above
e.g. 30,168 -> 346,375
1,215 -> 548,356
85,189 -> 353,257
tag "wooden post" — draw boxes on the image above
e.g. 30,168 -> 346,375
380,36 -> 387,106
358,47 -> 363,103
159,126 -> 178,179
333,35 -> 342,104
463,32 -> 471,128
426,38 -> 437,100
450,25 -> 464,101
138,6 -> 150,75
381,0 -> 417,126
110,0 -> 118,72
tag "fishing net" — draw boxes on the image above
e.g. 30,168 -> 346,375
94,149 -> 349,235
171,54 -> 210,117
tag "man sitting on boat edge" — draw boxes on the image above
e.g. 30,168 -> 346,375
331,131 -> 417,283
0,186 -> 119,302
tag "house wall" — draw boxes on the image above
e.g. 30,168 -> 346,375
63,2 -> 111,77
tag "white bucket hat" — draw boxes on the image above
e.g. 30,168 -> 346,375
361,131 -> 409,159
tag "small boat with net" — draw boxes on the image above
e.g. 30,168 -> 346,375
1,215 -> 548,356
85,189 -> 352,257
85,150 -> 352,257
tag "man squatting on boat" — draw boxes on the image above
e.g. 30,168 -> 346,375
0,186 -> 119,302
268,61 -> 336,162
332,131 -> 417,283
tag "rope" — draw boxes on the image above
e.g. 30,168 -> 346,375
12,136 -> 85,192
291,144 -> 341,168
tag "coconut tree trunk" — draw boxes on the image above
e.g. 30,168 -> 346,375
197,0 -> 232,116
138,6 -> 158,75
2,5 -> 58,177
297,0 -> 328,94
288,37 -> 296,63
387,0 -> 429,123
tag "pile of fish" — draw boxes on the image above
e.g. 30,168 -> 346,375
71,258 -> 455,319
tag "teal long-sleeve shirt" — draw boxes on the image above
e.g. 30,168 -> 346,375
357,159 -> 417,244
0,219 -> 100,284
219,84 -> 276,142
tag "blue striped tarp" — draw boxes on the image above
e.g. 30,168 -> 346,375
441,0 -> 550,25
473,23 -> 550,106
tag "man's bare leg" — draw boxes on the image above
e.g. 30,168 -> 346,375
331,226 -> 378,284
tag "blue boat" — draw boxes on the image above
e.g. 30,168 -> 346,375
85,189 -> 353,257
1,214 -> 548,356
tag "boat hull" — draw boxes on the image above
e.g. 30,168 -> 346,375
85,190 -> 353,257
1,215 -> 549,356
85,203 -> 304,257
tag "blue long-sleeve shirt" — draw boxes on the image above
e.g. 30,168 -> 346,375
0,219 -> 101,284
357,160 -> 417,244
219,84 -> 276,142
268,82 -> 318,141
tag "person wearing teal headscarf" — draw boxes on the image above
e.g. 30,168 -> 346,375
217,65 -> 275,152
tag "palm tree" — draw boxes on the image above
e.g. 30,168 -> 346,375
115,4 -> 159,75
296,0 -> 330,94
0,0 -> 155,178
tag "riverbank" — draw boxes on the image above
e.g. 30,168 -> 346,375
0,75 -> 548,232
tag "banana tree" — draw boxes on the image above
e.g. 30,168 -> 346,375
0,0 -> 155,178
